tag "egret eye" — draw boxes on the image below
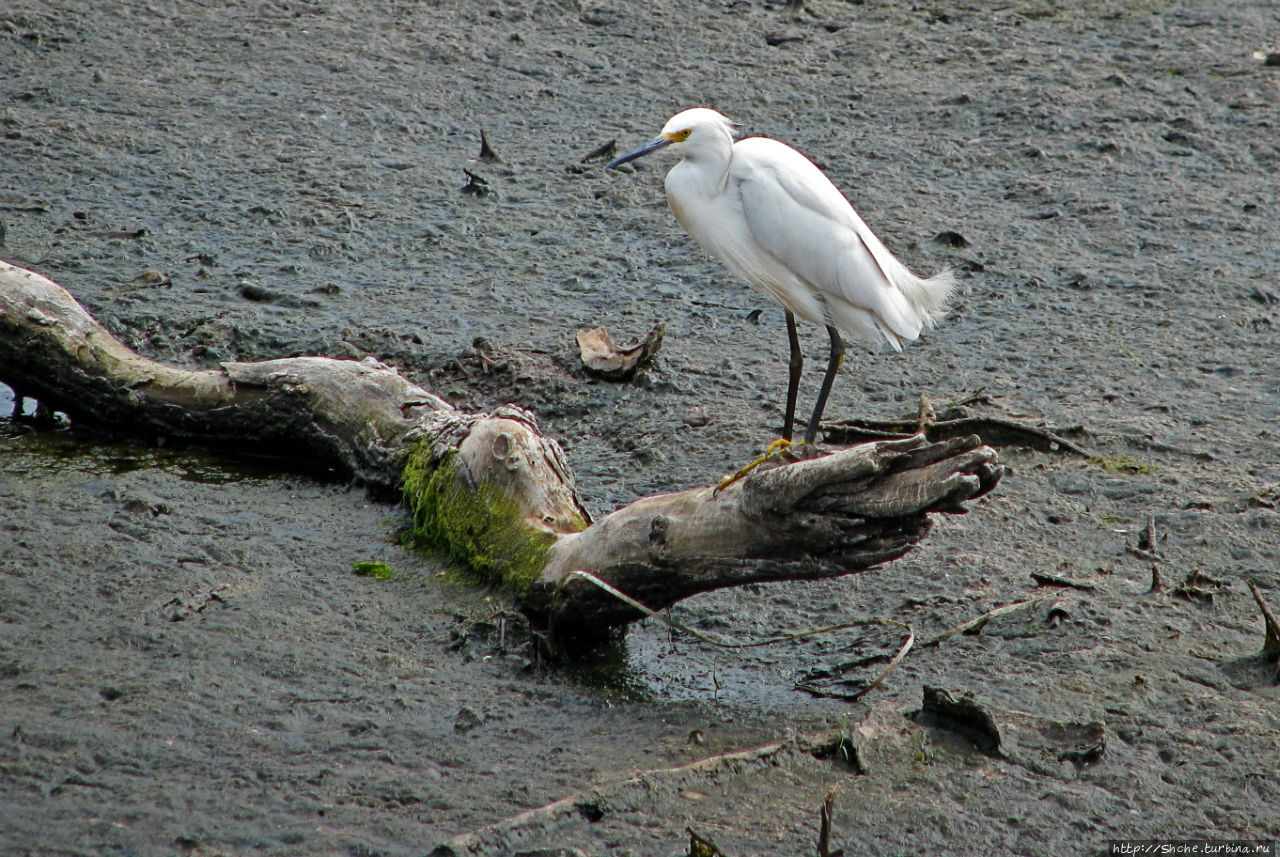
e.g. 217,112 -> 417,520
672,129 -> 692,142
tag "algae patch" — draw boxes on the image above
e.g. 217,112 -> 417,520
353,561 -> 396,580
400,440 -> 554,595
1089,455 -> 1159,475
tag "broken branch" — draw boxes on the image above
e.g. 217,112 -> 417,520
0,260 -> 1004,642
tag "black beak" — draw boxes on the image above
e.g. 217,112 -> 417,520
605,136 -> 672,170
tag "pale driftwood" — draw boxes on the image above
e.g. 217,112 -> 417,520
535,434 -> 1002,630
0,261 -> 1004,639
0,259 -> 455,493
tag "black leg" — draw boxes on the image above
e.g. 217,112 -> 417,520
804,325 -> 844,445
782,311 -> 802,442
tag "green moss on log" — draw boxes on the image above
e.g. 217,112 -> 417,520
401,439 -> 555,595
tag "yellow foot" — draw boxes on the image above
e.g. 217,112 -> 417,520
714,438 -> 800,494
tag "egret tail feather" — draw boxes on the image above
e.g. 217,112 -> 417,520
898,267 -> 955,329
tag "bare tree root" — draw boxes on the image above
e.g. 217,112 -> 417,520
823,395 -> 1094,458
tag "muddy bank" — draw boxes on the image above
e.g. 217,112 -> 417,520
2,0 -> 1279,854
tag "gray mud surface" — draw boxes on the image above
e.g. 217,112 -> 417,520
2,1 -> 1279,854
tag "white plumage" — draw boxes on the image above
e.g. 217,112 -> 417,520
608,107 -> 954,444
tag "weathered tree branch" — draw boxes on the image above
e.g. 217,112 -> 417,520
0,260 -> 457,492
0,261 -> 1004,641
534,434 -> 1001,632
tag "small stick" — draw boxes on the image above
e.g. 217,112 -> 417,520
461,168 -> 490,196
472,341 -> 501,374
1247,580 -> 1280,653
565,569 -> 906,651
1127,515 -> 1160,563
817,782 -> 841,857
478,128 -> 503,163
1030,570 -> 1096,591
581,139 -> 618,163
1139,515 -> 1158,553
1126,544 -> 1160,562
857,623 -> 914,700
797,623 -> 916,702
916,393 -> 936,436
922,599 -> 1039,647
826,412 -> 1095,458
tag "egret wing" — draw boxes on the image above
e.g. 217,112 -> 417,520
733,138 -> 923,343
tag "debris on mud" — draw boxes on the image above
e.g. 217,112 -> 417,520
913,686 -> 1107,775
576,324 -> 664,380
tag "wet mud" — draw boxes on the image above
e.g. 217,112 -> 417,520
2,1 -> 1279,854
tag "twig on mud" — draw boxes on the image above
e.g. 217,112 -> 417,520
478,128 -> 504,164
1123,514 -> 1163,592
581,138 -> 618,163
1247,579 -> 1280,654
572,569 -> 917,702
571,569 -> 918,702
817,782 -> 841,857
1046,598 -> 1074,627
795,623 -> 915,702
1126,514 -> 1161,562
472,340 -> 504,374
1140,515 -> 1157,553
1030,570 -> 1097,591
832,398 -> 1216,468
1106,431 -> 1216,462
429,738 -> 812,857
565,570 -> 902,650
921,599 -> 1040,647
461,168 -> 490,196
916,393 -> 936,435
1126,541 -> 1161,563
152,582 -> 237,622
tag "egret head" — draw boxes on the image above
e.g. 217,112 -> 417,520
606,107 -> 737,169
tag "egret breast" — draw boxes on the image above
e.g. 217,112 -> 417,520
665,162 -> 827,325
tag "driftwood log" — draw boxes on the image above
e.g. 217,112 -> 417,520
0,261 -> 1004,641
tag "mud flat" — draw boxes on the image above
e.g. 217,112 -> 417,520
1,1 -> 1278,854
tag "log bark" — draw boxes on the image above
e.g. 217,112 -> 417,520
0,261 -> 1004,641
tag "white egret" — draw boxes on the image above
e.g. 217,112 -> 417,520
607,107 -> 954,445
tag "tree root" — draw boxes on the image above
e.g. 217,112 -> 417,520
823,395 -> 1094,458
